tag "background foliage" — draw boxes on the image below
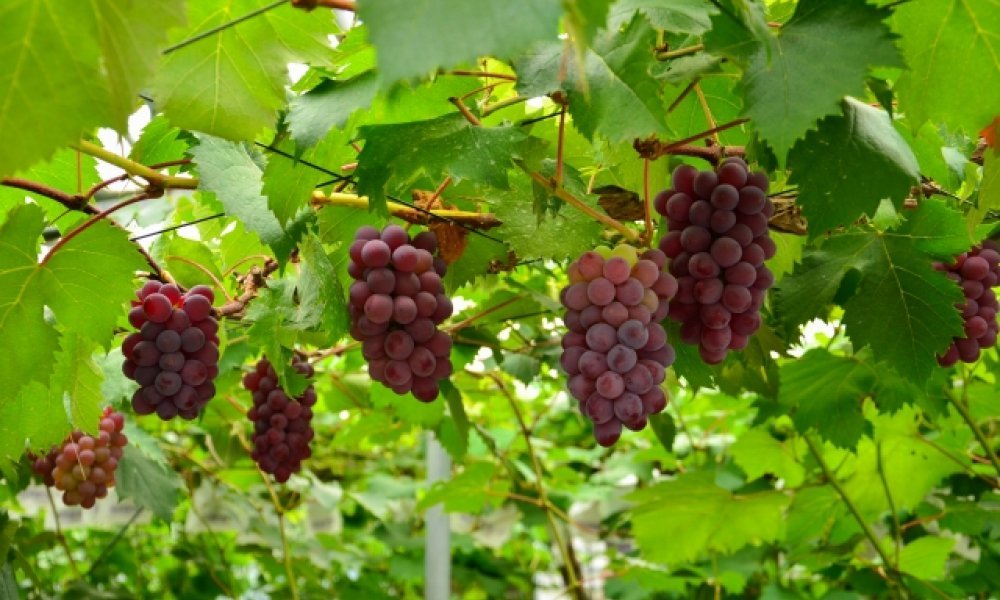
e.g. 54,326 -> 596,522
0,0 -> 998,598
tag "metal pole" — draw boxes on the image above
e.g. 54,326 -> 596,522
425,433 -> 451,600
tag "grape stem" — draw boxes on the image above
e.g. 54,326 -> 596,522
804,434 -> 906,592
310,191 -> 502,229
655,44 -> 705,60
0,177 -> 97,214
528,171 -> 641,242
633,118 -> 750,161
45,486 -> 81,577
489,373 -> 589,600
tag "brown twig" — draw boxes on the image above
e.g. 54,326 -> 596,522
41,192 -> 155,265
448,97 -> 482,126
216,259 -> 280,318
290,0 -> 356,11
1,177 -> 97,214
667,80 -> 699,114
634,119 -> 750,161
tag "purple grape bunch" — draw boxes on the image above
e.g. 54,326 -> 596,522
936,241 -> 1000,366
123,282 -> 220,420
244,356 -> 317,483
656,158 -> 775,364
560,244 -> 678,446
347,225 -> 454,402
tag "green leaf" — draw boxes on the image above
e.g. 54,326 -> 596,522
893,0 -> 1000,136
0,0 -> 183,175
289,72 -> 380,148
261,138 -> 335,227
629,471 -> 789,564
437,380 -> 470,461
564,0 -> 613,44
116,444 -> 183,520
190,136 -> 284,246
515,18 -> 667,142
899,536 -> 955,581
608,0 -> 717,33
729,429 -> 805,486
775,214 -> 966,381
359,0 -> 562,85
779,349 -> 874,449
154,0 -> 336,140
970,151 -> 1000,236
50,333 -> 104,433
788,99 -> 920,234
703,0 -> 774,65
129,115 -> 189,167
297,235 -> 349,343
648,412 -> 676,453
740,0 -> 902,161
0,382 -> 66,463
155,235 -> 224,291
356,115 -> 528,214
419,461 -> 508,513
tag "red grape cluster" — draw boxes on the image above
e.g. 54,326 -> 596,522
244,356 -> 316,483
347,225 -> 454,402
123,282 -> 220,420
656,158 -> 775,364
560,245 -> 678,446
936,242 -> 1000,365
30,407 -> 128,509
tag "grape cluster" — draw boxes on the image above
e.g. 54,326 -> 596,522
30,407 -> 128,509
655,158 -> 775,364
560,245 -> 678,446
936,242 -> 1000,366
122,282 -> 220,420
347,225 -> 454,402
244,357 -> 317,483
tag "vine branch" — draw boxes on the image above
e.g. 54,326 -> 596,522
528,171 -> 641,242
71,141 -> 198,190
310,191 -> 502,229
1,177 -> 97,214
633,119 -> 750,161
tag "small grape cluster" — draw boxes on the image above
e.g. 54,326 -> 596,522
656,158 -> 775,364
123,282 -> 220,420
936,242 -> 1000,366
244,356 -> 317,483
30,407 -> 128,509
560,245 -> 678,446
347,225 -> 454,402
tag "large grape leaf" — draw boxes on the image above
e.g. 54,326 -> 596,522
50,333 -> 105,434
515,18 -> 667,143
775,202 -> 967,381
190,136 -> 284,246
261,134 -> 349,227
628,471 -> 789,564
355,115 -> 529,214
893,0 -> 1000,136
779,349 -> 874,449
728,429 -> 806,487
788,98 -> 920,235
702,0 -> 774,65
0,0 -> 183,176
358,0 -> 561,86
0,382 -> 66,463
739,0 -> 902,162
154,0 -> 336,140
608,0 -> 717,33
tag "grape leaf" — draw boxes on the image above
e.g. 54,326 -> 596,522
50,333 -> 104,434
788,98 -> 920,235
740,0 -> 902,161
261,137 -> 339,227
893,0 -> 1000,136
358,0 -> 561,86
289,72 -> 379,148
899,537 -> 955,581
779,349 -> 874,449
116,445 -> 183,520
42,219 -> 147,345
190,136 -> 284,246
729,429 -> 806,486
0,0 -> 183,175
154,0 -> 336,140
702,0 -> 774,65
130,115 -> 190,167
355,114 -> 529,214
514,18 -> 667,142
297,235 -> 349,344
608,0 -> 717,33
629,471 -> 789,564
970,151 -> 1000,236
0,382 -> 66,463
564,0 -> 613,44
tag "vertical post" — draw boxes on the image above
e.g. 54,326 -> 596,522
425,433 -> 451,600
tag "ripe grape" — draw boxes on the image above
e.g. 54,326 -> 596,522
29,407 -> 127,509
123,282 -> 220,420
656,159 -> 774,363
244,356 -> 316,483
348,226 -> 453,401
559,245 -> 677,446
935,242 -> 1000,367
